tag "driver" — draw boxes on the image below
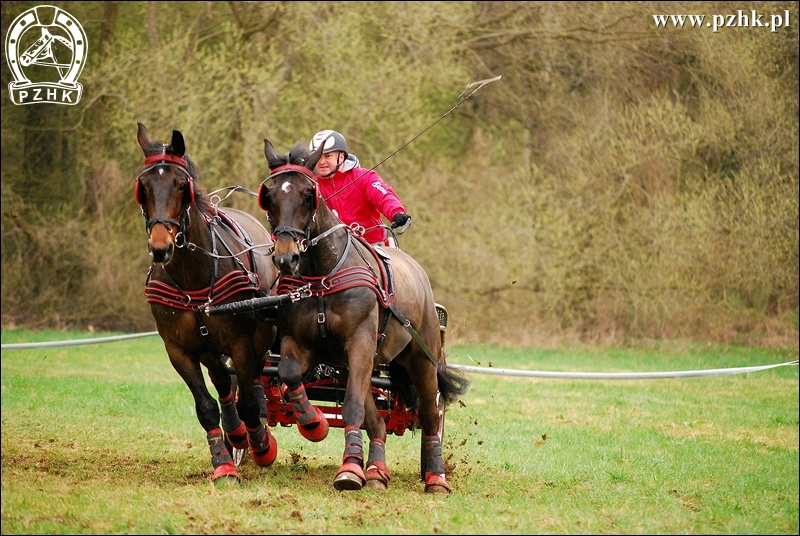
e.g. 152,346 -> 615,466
309,129 -> 411,247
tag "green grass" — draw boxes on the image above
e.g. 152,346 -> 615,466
1,329 -> 798,534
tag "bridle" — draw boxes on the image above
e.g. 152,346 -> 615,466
260,164 -> 347,253
135,150 -> 196,242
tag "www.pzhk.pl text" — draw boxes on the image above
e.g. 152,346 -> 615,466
653,10 -> 791,32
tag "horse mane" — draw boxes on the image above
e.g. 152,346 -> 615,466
288,142 -> 311,166
267,142 -> 312,169
140,139 -> 213,214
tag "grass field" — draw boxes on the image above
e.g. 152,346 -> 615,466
1,329 -> 798,534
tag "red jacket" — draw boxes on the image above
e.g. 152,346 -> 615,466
316,167 -> 406,245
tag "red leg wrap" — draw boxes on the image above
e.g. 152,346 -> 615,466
207,427 -> 241,483
225,421 -> 248,450
365,460 -> 391,485
247,425 -> 278,467
287,385 -> 329,442
365,438 -> 389,485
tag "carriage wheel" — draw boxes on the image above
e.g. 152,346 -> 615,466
419,391 -> 446,481
222,369 -> 247,467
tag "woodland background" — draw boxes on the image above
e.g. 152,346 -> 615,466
1,1 -> 798,349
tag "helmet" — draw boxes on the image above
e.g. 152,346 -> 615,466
309,130 -> 348,157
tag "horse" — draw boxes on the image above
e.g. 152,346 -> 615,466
134,122 -> 280,484
258,138 -> 470,493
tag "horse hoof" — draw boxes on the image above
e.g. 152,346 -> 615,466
364,479 -> 388,491
333,462 -> 365,491
334,471 -> 364,491
212,463 -> 241,485
425,483 -> 451,494
250,432 -> 278,467
365,462 -> 390,490
298,407 -> 329,442
213,474 -> 241,488
424,474 -> 452,494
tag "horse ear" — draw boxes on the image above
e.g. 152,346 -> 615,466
306,140 -> 325,172
136,122 -> 150,153
258,182 -> 270,212
171,130 -> 186,156
264,139 -> 280,169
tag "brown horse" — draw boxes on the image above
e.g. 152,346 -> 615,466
135,122 -> 279,484
258,138 -> 469,493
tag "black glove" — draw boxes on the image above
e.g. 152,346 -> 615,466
391,212 -> 411,229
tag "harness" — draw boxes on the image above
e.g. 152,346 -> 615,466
144,210 -> 265,310
275,231 -> 438,368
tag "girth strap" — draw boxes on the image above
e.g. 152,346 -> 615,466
194,309 -> 225,360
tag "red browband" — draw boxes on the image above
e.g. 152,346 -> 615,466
268,164 -> 316,181
144,154 -> 188,169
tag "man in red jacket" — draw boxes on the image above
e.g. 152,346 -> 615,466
309,130 -> 411,247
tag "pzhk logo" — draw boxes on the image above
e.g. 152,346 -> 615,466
5,5 -> 87,105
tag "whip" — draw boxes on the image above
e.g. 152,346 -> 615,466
324,75 -> 502,202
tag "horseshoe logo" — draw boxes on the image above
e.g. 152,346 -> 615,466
5,5 -> 87,105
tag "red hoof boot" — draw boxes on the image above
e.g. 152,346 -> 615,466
212,462 -> 241,485
333,462 -> 365,491
365,461 -> 390,490
298,407 -> 329,442
225,422 -> 248,450
250,430 -> 278,467
424,473 -> 452,494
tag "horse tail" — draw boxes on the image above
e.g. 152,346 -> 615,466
389,354 -> 470,410
435,355 -> 470,407
388,360 -> 418,410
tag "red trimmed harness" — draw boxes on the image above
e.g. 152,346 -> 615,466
146,271 -> 260,310
276,233 -> 395,341
276,260 -> 391,307
145,210 -> 263,309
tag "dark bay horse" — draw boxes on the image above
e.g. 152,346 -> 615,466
258,138 -> 469,493
135,122 -> 279,484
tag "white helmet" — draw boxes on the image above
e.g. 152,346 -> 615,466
309,130 -> 348,157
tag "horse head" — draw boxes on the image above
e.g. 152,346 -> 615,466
259,138 -> 326,276
135,122 -> 198,265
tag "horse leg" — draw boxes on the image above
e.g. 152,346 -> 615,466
215,346 -> 277,467
410,357 -> 451,494
277,339 -> 329,442
218,387 -> 248,450
332,338 -> 376,491
363,393 -> 390,490
170,350 -> 240,484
